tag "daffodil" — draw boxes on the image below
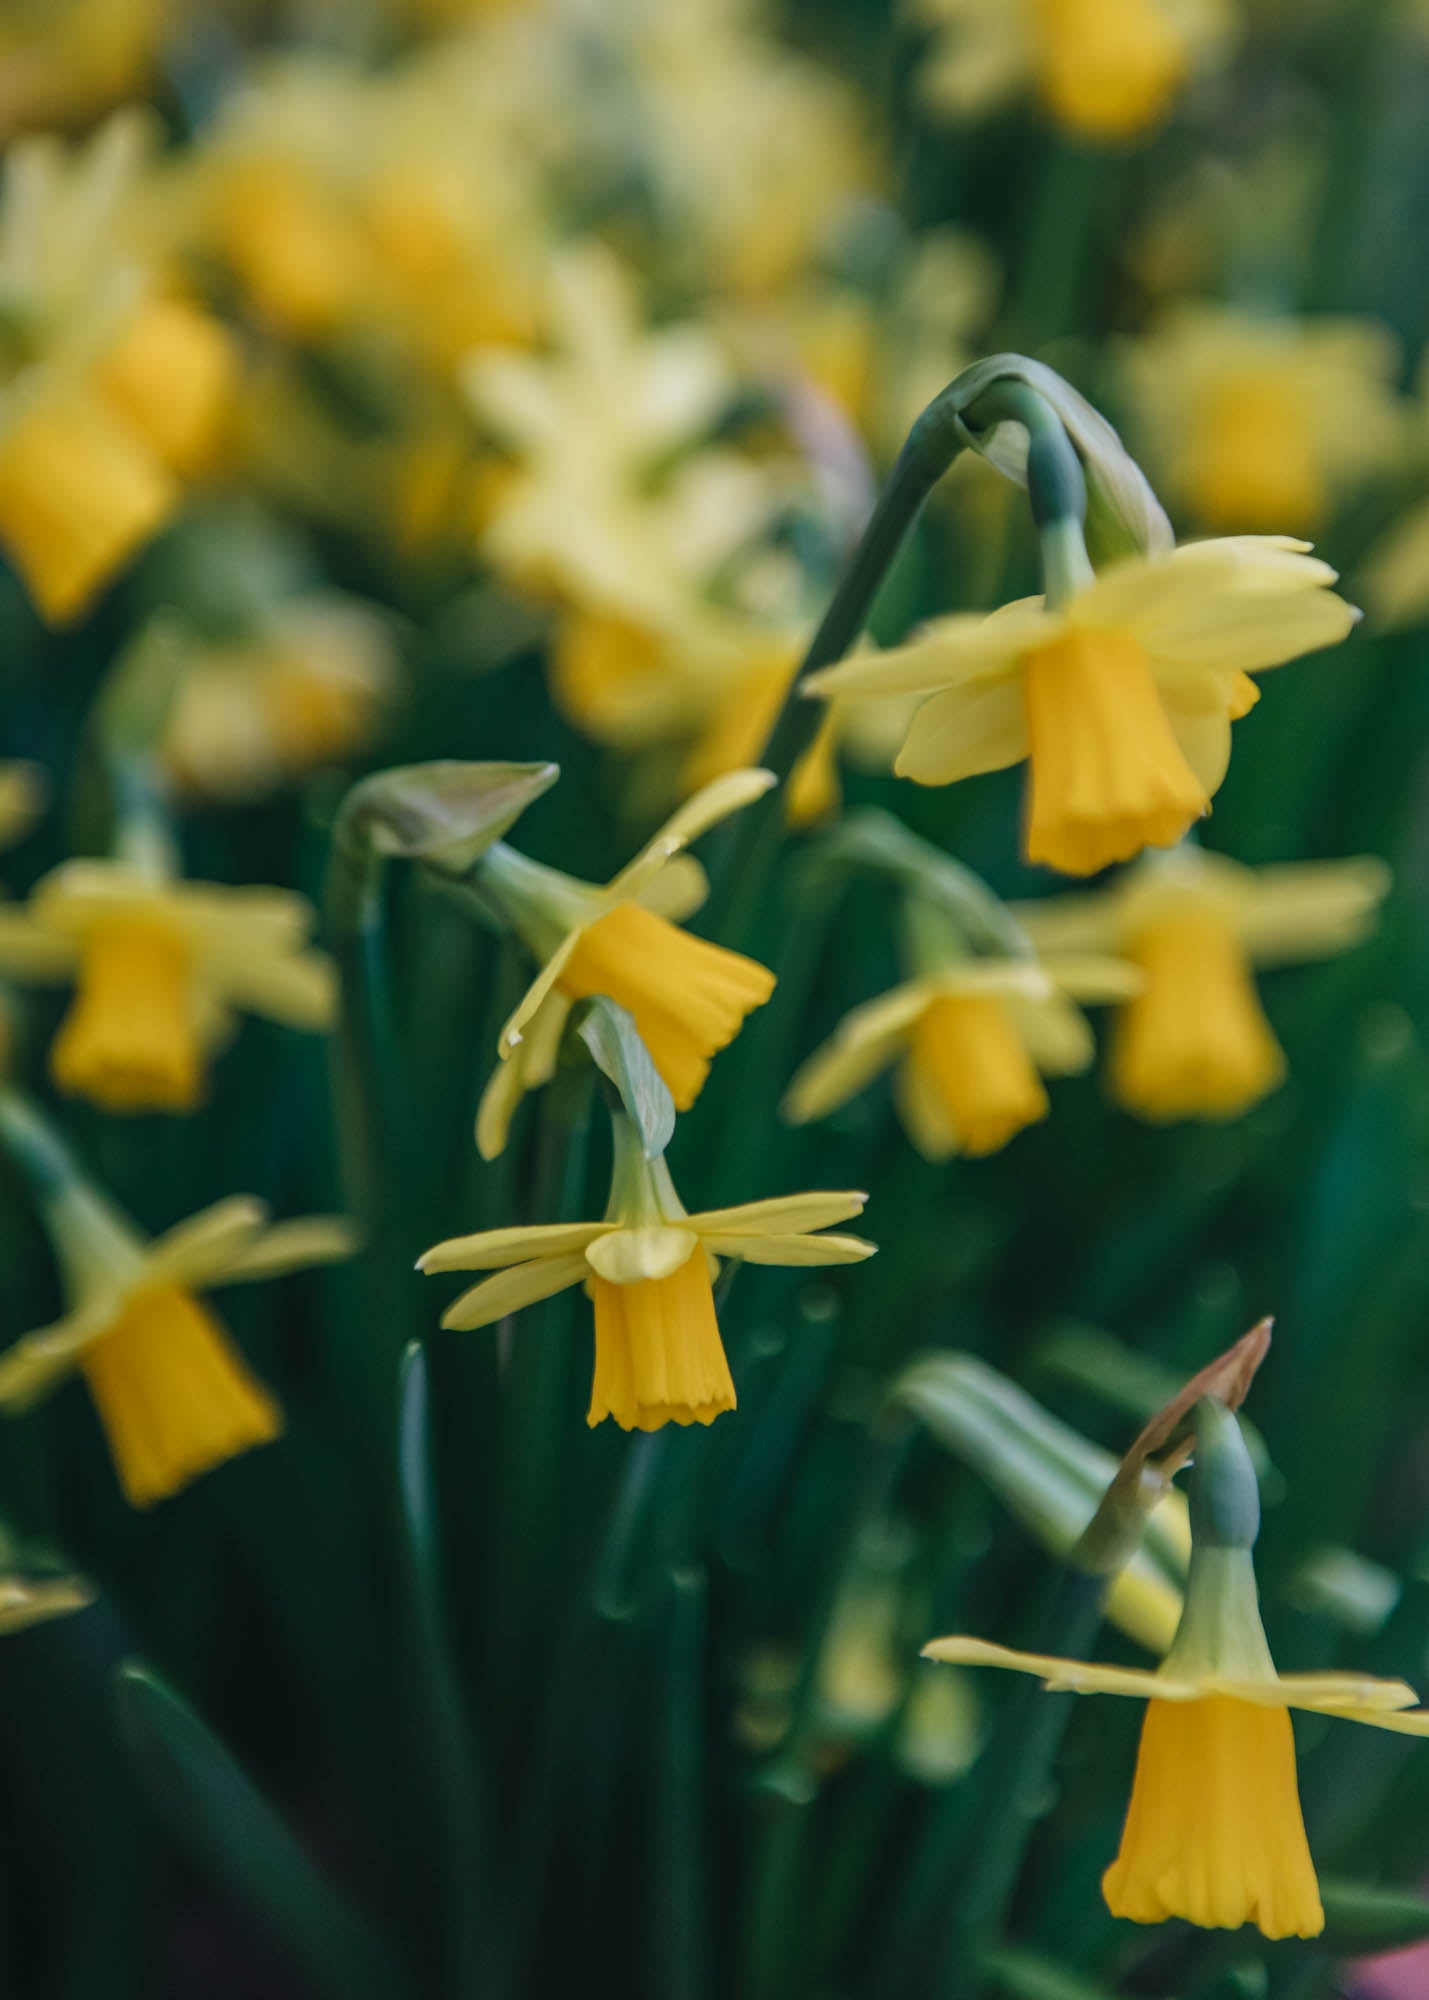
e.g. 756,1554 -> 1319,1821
472,770 -> 777,1157
909,0 -> 1235,143
0,1103 -> 353,1506
0,859 -> 335,1113
155,598 -> 397,803
786,953 -> 1138,1159
0,114 -> 237,621
804,538 -> 1357,877
1122,305 -> 1404,535
925,1400 -> 1429,1939
462,245 -> 741,601
1017,846 -> 1389,1120
420,1112 -> 873,1431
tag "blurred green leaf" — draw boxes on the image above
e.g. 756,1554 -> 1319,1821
114,1664 -> 411,2000
1319,1876 -> 1429,1952
333,759 -> 559,881
980,1946 -> 1119,2000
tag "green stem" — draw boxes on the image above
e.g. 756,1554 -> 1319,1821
934,1567 -> 1108,2000
703,379 -> 974,942
651,1564 -> 711,2000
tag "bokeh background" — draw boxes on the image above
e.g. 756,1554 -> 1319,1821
3,2 -> 1429,1997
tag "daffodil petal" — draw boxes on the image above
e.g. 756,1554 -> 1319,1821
700,1230 -> 876,1265
499,936 -> 581,1060
220,1218 -> 358,1284
689,1191 -> 869,1236
146,1197 -> 270,1291
894,679 -> 1030,786
604,768 -> 776,905
0,910 -> 76,979
637,853 -> 708,924
420,1220 -> 608,1272
0,1295 -> 126,1409
584,1226 -> 699,1283
921,1636 -> 1194,1700
441,1254 -> 591,1332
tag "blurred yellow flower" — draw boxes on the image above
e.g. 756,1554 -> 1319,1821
0,0 -> 167,138
804,538 -> 1357,876
0,114 -> 237,620
155,598 -> 397,803
0,861 -> 334,1113
910,0 -> 1235,142
785,954 -> 1138,1159
0,763 -> 43,850
474,770 -> 776,1155
1016,846 -> 1389,1120
1122,305 -> 1404,534
0,1171 -> 352,1506
420,1118 -> 872,1430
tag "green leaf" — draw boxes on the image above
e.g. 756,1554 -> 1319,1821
1319,1876 -> 1429,1951
979,1944 -> 1119,2000
333,760 -> 559,877
809,810 -> 1031,960
576,996 -> 675,1158
114,1664 -> 411,2000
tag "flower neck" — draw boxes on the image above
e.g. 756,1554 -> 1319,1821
477,840 -> 602,963
605,1113 -> 688,1229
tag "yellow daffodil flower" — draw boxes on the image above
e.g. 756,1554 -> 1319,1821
925,1402 -> 1429,1939
0,860 -> 335,1113
463,245 -> 740,600
1017,846 -> 1389,1119
909,0 -> 1235,143
1122,305 -> 1405,534
0,114 -> 237,621
421,1113 -> 873,1431
0,1170 -> 353,1507
785,955 -> 1139,1159
154,598 -> 397,803
803,538 -> 1357,877
0,763 -> 42,850
473,770 -> 777,1157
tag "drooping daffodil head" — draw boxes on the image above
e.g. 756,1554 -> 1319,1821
1016,844 -> 1390,1120
471,769 -> 778,1158
0,859 -> 336,1114
804,537 -> 1358,878
419,1112 -> 874,1433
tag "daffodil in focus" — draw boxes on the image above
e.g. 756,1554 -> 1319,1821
1122,305 -> 1404,534
420,1110 -> 873,1431
786,951 -> 1138,1158
0,855 -> 335,1113
0,1090 -> 353,1505
1017,845 -> 1388,1120
925,1399 -> 1429,1939
804,539 -> 1357,876
471,770 -> 777,1157
909,0 -> 1235,143
0,113 -> 237,620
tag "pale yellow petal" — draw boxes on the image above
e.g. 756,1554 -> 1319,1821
1001,990 -> 1094,1075
921,1636 -> 1188,1699
689,1190 -> 869,1236
498,935 -> 581,1060
894,679 -> 1030,786
1234,858 -> 1390,965
419,1220 -> 608,1273
1039,953 -> 1144,1003
202,946 -> 337,1030
476,1055 -> 529,1163
441,1253 -> 591,1332
0,1295 -> 125,1409
585,1226 -> 699,1283
0,909 -> 76,980
219,1217 -> 358,1284
604,768 -> 776,904
700,1230 -> 876,1265
145,1197 -> 269,1292
804,604 -> 1047,701
636,853 -> 708,924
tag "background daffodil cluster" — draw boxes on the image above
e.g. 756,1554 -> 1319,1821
3,2 -> 1429,1998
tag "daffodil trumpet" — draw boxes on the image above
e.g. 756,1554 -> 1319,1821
468,769 -> 778,1157
419,1112 -> 874,1433
925,1400 -> 1429,1939
0,1089 -> 354,1507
